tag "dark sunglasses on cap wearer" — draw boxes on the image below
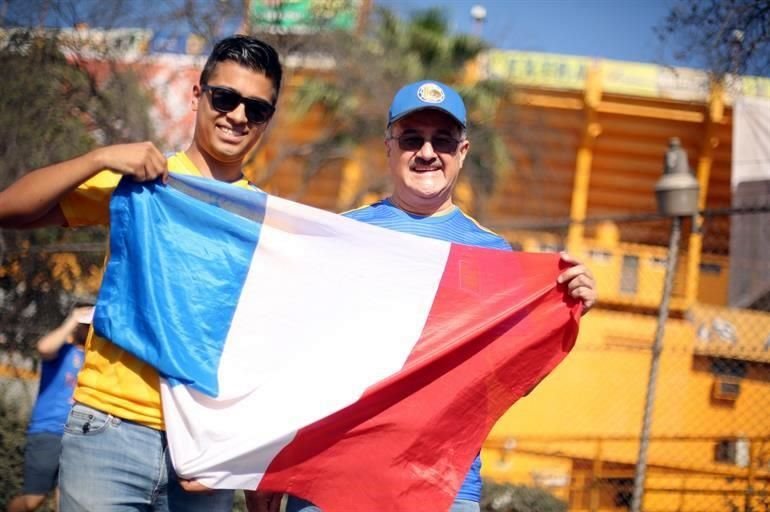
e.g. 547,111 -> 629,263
201,85 -> 275,125
387,133 -> 462,154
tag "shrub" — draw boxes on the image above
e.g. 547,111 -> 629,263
0,397 -> 28,509
481,480 -> 567,512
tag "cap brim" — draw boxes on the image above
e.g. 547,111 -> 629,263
388,106 -> 466,128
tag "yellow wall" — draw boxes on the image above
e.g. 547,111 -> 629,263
481,305 -> 770,510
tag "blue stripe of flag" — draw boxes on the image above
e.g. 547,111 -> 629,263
93,173 -> 267,397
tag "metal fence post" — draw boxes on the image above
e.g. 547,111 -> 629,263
630,216 -> 681,512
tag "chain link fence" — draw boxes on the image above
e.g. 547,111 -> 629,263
0,231 -> 106,510
485,205 -> 770,512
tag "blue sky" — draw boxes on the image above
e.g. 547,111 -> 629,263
21,0 -> 708,72
376,0 -> 688,69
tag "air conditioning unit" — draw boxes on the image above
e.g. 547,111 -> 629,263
712,376 -> 741,401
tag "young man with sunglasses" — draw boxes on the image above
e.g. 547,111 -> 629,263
0,34 -> 282,511
280,81 -> 597,512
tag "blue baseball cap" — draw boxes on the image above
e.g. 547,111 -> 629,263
387,80 -> 467,128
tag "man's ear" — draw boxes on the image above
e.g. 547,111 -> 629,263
191,84 -> 202,112
457,139 -> 470,169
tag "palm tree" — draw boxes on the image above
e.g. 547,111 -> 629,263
288,6 -> 512,219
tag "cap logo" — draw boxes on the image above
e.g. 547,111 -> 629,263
417,83 -> 445,104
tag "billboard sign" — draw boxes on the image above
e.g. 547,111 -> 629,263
250,0 -> 360,34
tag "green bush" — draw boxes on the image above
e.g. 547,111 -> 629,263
481,480 -> 567,512
0,397 -> 28,509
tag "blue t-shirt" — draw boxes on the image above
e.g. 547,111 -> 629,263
345,199 -> 512,502
28,343 -> 84,435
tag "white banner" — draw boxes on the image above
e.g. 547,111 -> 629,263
729,96 -> 770,308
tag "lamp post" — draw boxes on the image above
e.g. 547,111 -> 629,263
470,4 -> 487,38
630,138 -> 699,512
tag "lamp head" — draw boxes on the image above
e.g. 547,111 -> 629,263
655,138 -> 699,217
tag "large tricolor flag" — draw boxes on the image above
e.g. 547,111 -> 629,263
94,174 -> 580,512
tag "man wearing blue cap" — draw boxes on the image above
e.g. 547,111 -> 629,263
274,80 -> 597,512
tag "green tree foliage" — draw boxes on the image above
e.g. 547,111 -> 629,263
0,401 -> 28,510
481,480 -> 567,512
0,33 -> 93,187
657,0 -> 770,76
279,7 -> 512,217
0,29 -> 154,359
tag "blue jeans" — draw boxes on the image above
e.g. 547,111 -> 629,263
285,495 -> 480,512
59,403 -> 234,511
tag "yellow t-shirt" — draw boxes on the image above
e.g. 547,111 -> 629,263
60,152 -> 255,429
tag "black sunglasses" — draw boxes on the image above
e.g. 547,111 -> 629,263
201,85 -> 275,124
387,133 -> 463,154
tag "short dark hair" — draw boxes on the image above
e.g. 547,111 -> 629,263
200,35 -> 283,105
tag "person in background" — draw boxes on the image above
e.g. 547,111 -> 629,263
7,305 -> 92,512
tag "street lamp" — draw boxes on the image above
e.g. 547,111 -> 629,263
655,138 -> 700,216
630,137 -> 699,512
470,4 -> 487,38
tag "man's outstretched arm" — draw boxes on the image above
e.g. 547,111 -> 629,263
0,142 -> 167,229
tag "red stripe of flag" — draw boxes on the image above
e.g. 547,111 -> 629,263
259,247 -> 580,511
